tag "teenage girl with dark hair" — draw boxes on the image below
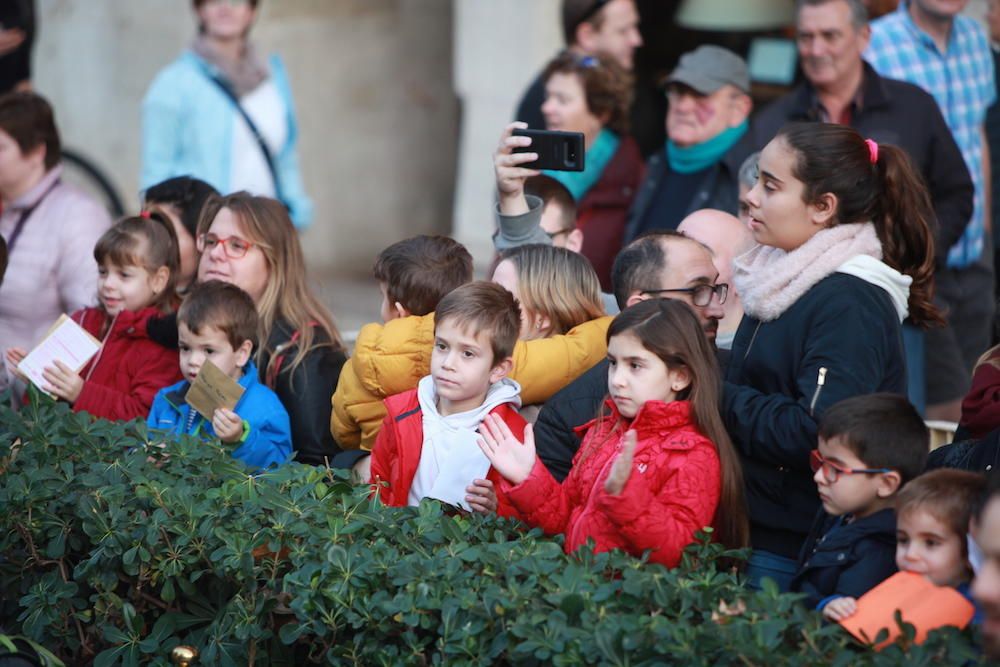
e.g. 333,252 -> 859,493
725,121 -> 942,589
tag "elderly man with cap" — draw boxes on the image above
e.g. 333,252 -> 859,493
622,45 -> 754,242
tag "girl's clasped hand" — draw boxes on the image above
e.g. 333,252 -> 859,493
477,399 -> 639,497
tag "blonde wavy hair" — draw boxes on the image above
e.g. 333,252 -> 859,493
197,193 -> 344,377
497,244 -> 605,337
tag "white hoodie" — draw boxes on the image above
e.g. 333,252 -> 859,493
408,375 -> 522,510
836,255 -> 912,323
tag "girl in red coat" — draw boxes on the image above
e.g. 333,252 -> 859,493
7,215 -> 182,421
479,298 -> 748,567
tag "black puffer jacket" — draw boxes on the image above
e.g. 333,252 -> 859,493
261,320 -> 346,466
723,273 -> 906,559
790,508 -> 898,610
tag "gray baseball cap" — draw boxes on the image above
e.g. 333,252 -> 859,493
665,45 -> 750,94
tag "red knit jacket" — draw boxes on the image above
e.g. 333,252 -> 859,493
72,307 -> 182,421
370,388 -> 527,518
502,399 -> 720,568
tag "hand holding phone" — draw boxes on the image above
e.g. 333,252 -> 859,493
512,129 -> 585,172
494,123 -> 541,216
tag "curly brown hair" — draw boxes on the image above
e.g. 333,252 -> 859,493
543,51 -> 633,136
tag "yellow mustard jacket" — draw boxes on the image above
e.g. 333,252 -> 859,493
331,314 -> 612,450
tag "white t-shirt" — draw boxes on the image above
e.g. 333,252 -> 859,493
228,78 -> 287,198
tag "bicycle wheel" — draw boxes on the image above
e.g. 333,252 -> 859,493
60,148 -> 126,218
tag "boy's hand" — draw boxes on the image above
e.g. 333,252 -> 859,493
466,478 -> 498,514
604,430 -> 637,496
352,455 -> 372,484
4,347 -> 29,383
494,122 -> 540,216
478,414 -> 537,485
213,408 -> 244,443
42,361 -> 84,404
821,596 -> 858,622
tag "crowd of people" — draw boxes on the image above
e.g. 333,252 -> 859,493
5,0 -> 1000,658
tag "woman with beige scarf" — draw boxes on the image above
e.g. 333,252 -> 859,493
722,122 -> 942,592
140,0 -> 312,228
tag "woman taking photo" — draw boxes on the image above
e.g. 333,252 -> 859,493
724,122 -> 941,589
538,51 -> 642,290
141,0 -> 312,227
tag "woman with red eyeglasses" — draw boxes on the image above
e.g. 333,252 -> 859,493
148,192 -> 346,465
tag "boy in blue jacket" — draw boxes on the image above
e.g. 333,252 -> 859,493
790,394 -> 928,619
147,280 -> 291,469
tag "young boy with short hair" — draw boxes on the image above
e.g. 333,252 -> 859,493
369,281 -> 526,515
790,393 -> 929,619
332,235 -> 474,451
147,280 -> 291,469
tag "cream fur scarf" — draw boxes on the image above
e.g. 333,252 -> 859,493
733,223 -> 883,322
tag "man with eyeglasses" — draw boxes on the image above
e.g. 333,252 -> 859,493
532,228 -> 727,481
678,208 -> 755,350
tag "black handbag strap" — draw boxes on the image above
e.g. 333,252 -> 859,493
205,73 -> 285,205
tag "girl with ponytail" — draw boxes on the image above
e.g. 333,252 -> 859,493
724,122 -> 941,590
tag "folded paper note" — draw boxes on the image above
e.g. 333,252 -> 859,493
185,360 -> 244,421
18,315 -> 101,395
839,571 -> 974,649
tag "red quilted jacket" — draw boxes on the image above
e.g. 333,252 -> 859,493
71,307 -> 182,421
370,388 -> 527,518
502,399 -> 720,568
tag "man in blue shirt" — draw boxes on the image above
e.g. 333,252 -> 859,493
866,0 -> 997,421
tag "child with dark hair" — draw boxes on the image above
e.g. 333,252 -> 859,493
147,280 -> 291,470
372,235 -> 475,321
370,282 -> 526,514
6,216 -> 181,420
332,235 -> 475,452
143,175 -> 219,291
791,393 -> 930,618
480,298 -> 749,566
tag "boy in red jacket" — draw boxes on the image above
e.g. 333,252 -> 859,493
370,282 -> 526,516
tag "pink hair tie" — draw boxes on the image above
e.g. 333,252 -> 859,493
864,138 -> 879,164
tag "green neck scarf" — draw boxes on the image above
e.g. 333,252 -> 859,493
544,128 -> 620,201
666,121 -> 748,174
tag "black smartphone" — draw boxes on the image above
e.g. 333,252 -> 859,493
512,129 -> 585,172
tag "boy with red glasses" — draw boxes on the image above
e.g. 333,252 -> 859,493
789,393 -> 929,619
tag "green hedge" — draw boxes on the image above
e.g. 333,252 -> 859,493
0,394 -> 984,665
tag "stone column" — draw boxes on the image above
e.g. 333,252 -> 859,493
451,0 -> 561,269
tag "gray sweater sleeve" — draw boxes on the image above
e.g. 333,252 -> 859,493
493,195 -> 551,251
